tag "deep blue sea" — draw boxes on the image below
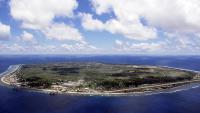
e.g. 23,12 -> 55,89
1,55 -> 200,113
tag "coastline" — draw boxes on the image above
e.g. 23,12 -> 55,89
1,64 -> 200,96
0,65 -> 21,86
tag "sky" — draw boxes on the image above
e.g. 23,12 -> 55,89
0,0 -> 200,55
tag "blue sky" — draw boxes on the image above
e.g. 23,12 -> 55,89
0,0 -> 200,55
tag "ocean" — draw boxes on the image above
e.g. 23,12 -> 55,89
0,55 -> 200,113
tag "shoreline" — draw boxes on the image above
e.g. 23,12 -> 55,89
0,65 -> 22,86
1,64 -> 200,96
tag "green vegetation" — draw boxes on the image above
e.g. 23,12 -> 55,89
16,62 -> 196,90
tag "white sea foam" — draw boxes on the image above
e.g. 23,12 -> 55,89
140,83 -> 200,96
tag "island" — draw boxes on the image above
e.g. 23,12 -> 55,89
1,62 -> 200,96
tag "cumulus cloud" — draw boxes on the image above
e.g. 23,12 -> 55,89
0,22 -> 11,40
86,0 -> 200,41
10,0 -> 78,29
80,13 -> 104,31
0,42 -> 100,54
19,31 -> 36,43
61,42 -> 98,52
0,43 -> 25,52
10,0 -> 85,42
80,13 -> 157,41
115,40 -> 164,52
5,0 -> 200,54
0,43 -> 57,53
42,23 -> 84,42
114,37 -> 200,54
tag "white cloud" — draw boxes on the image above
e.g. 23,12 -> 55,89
61,44 -> 73,51
0,43 -> 25,52
115,40 -> 123,46
32,45 -> 57,53
19,31 -> 35,43
0,43 -> 58,53
80,13 -> 157,41
88,0 -> 200,41
0,22 -> 11,40
10,0 -> 78,29
114,37 -> 200,54
115,40 -> 164,52
10,0 -> 85,42
80,13 -> 104,31
0,42 -> 99,54
42,23 -> 84,41
61,42 -> 98,52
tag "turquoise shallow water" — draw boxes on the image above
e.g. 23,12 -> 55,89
0,55 -> 200,113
